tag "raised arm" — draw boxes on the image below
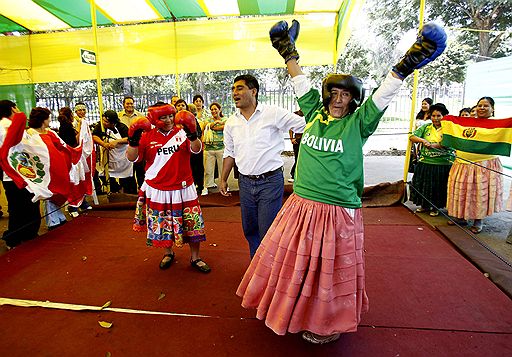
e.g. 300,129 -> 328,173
269,20 -> 303,78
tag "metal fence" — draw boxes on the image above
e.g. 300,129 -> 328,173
37,83 -> 464,132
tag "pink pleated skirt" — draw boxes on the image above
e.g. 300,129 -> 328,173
236,193 -> 368,336
446,158 -> 503,220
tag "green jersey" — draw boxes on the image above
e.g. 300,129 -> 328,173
294,88 -> 384,208
413,123 -> 453,165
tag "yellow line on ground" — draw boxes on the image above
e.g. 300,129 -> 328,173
0,297 -> 215,318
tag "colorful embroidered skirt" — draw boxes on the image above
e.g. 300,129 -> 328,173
236,193 -> 368,336
447,158 -> 503,220
133,182 -> 206,248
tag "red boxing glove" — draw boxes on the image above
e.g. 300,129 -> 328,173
147,104 -> 176,129
128,117 -> 152,146
174,110 -> 198,141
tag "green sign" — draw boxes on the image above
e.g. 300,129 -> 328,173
80,48 -> 96,65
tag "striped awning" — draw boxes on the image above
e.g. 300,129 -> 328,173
0,0 -> 364,85
0,0 -> 351,34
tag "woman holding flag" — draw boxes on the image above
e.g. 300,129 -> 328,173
409,103 -> 453,216
446,97 -> 503,233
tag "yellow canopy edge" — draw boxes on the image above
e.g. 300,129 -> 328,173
0,14 -> 341,85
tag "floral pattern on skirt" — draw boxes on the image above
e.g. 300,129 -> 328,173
133,183 -> 206,248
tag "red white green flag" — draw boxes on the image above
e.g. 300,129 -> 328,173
0,112 -> 94,205
441,115 -> 512,156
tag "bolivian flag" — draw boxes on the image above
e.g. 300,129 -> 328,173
441,115 -> 512,156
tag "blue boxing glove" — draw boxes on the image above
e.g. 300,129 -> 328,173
269,20 -> 300,63
392,22 -> 447,79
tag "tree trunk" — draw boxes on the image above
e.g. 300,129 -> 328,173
123,78 -> 133,95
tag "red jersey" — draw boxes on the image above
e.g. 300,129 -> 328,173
138,127 -> 195,190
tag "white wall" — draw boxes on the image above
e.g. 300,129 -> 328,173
464,56 -> 512,118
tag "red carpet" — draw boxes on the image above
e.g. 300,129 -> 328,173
0,205 -> 511,356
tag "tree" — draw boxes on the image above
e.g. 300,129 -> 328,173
432,0 -> 512,61
366,0 -> 512,61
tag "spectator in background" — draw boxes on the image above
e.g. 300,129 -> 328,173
118,96 -> 145,190
469,105 -> 477,117
92,110 -> 137,195
176,99 -> 204,196
58,107 -> 79,147
58,106 -> 92,218
73,102 -> 87,129
193,94 -> 210,122
0,100 -> 41,248
288,109 -> 304,183
409,103 -> 453,216
171,95 -> 179,106
415,97 -> 433,128
446,96 -> 503,233
118,96 -> 143,127
202,102 -> 226,193
458,107 -> 471,117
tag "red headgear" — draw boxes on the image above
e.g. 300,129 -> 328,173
147,104 -> 176,129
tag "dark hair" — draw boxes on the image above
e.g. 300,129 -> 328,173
193,94 -> 204,106
28,107 -> 51,129
416,97 -> 434,119
174,98 -> 188,109
0,100 -> 16,118
103,110 -> 119,124
477,96 -> 495,117
209,102 -> 223,117
58,107 -> 73,125
234,74 -> 259,101
458,107 -> 471,116
429,103 -> 449,116
423,97 -> 433,106
477,96 -> 495,108
123,96 -> 134,104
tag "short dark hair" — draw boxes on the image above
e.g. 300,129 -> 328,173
123,96 -> 134,104
28,107 -> 51,129
458,107 -> 471,116
0,100 -> 16,118
478,96 -> 495,108
234,74 -> 259,101
193,94 -> 204,104
429,103 -> 449,116
175,98 -> 188,108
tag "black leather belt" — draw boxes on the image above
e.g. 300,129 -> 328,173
242,167 -> 283,180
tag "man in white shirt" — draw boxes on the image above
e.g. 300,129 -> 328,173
220,74 -> 305,257
118,96 -> 144,189
118,96 -> 144,127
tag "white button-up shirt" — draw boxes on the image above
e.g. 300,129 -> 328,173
223,103 -> 305,176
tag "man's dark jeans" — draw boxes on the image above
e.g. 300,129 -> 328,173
238,170 -> 284,258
